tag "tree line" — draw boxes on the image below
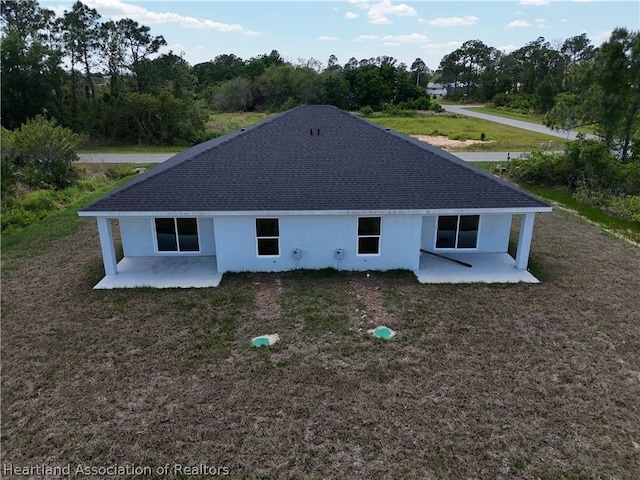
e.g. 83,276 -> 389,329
1,0 -> 638,159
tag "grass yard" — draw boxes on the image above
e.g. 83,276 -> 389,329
207,112 -> 271,136
2,194 -> 640,478
466,106 -> 545,124
368,115 -> 569,152
466,106 -> 596,136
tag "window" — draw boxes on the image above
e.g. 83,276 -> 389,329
436,215 -> 479,249
155,218 -> 199,252
358,217 -> 381,254
256,218 -> 279,256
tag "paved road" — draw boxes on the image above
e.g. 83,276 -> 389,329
442,104 -> 593,141
77,151 -> 542,164
78,153 -> 174,163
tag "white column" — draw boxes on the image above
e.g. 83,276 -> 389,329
97,217 -> 118,275
515,213 -> 535,270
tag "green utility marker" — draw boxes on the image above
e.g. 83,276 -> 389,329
368,326 -> 396,340
251,334 -> 280,347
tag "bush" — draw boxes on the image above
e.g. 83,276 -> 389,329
509,151 -> 570,186
3,116 -> 80,190
359,106 -> 374,117
491,93 -> 536,113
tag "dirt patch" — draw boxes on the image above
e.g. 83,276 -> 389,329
350,275 -> 396,332
254,274 -> 283,321
411,134 -> 496,149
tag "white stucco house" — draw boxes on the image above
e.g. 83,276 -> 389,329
79,105 -> 551,288
427,83 -> 447,96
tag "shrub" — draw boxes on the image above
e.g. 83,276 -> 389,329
4,116 -> 80,190
359,106 -> 374,117
509,151 -> 569,186
491,93 -> 536,113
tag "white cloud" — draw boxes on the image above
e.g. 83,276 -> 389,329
592,30 -> 612,44
421,41 -> 463,52
349,0 -> 370,9
534,18 -> 549,28
355,34 -> 380,42
367,1 -> 417,25
422,15 -> 478,27
84,0 -> 260,35
383,42 -> 400,46
345,11 -> 359,20
381,33 -> 429,43
317,36 -> 339,41
50,5 -> 68,16
520,0 -> 550,5
506,20 -> 531,28
497,44 -> 519,53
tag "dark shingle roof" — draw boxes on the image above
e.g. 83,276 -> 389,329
81,105 -> 549,213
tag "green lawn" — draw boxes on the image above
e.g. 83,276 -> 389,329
467,106 -> 596,135
207,112 -> 271,135
78,145 -> 185,154
466,106 -> 545,124
2,188 -> 639,478
369,115 -> 569,151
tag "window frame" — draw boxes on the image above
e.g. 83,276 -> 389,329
357,216 -> 382,256
153,217 -> 201,254
255,218 -> 280,257
435,215 -> 480,250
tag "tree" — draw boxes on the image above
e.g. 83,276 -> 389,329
214,77 -> 254,111
100,20 -> 127,97
117,18 -> 166,92
1,0 -> 64,128
588,28 -> 640,162
60,1 -> 101,103
410,57 -> 430,87
438,40 -> 494,97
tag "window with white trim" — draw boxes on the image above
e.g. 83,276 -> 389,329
155,218 -> 199,252
436,215 -> 479,249
358,217 -> 381,254
256,218 -> 279,256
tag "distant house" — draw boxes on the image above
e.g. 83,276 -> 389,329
79,105 -> 551,288
427,83 -> 447,96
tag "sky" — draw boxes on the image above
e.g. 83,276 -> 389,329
42,0 -> 640,70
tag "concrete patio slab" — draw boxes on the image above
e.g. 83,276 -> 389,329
94,256 -> 222,289
413,252 -> 539,284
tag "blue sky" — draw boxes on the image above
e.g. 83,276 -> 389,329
43,0 -> 640,70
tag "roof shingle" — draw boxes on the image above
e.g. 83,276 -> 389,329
81,105 -> 549,213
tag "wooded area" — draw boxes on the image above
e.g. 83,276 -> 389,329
2,0 -> 638,154
1,0 -> 639,228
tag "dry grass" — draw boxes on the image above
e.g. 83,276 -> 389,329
2,209 -> 640,479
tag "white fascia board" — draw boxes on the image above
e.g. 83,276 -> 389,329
78,206 -> 552,217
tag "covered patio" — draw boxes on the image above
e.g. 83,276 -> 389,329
413,252 -> 539,284
94,256 -> 222,289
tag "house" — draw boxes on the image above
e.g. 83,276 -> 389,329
426,83 -> 447,96
79,105 -> 551,288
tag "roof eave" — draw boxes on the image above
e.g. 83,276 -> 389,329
78,206 -> 552,217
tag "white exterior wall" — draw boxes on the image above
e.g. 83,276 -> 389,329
119,217 -> 216,256
214,214 -> 422,273
421,214 -> 512,253
117,213 -> 513,270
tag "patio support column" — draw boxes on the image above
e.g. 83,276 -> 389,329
97,217 -> 118,275
515,213 -> 535,270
